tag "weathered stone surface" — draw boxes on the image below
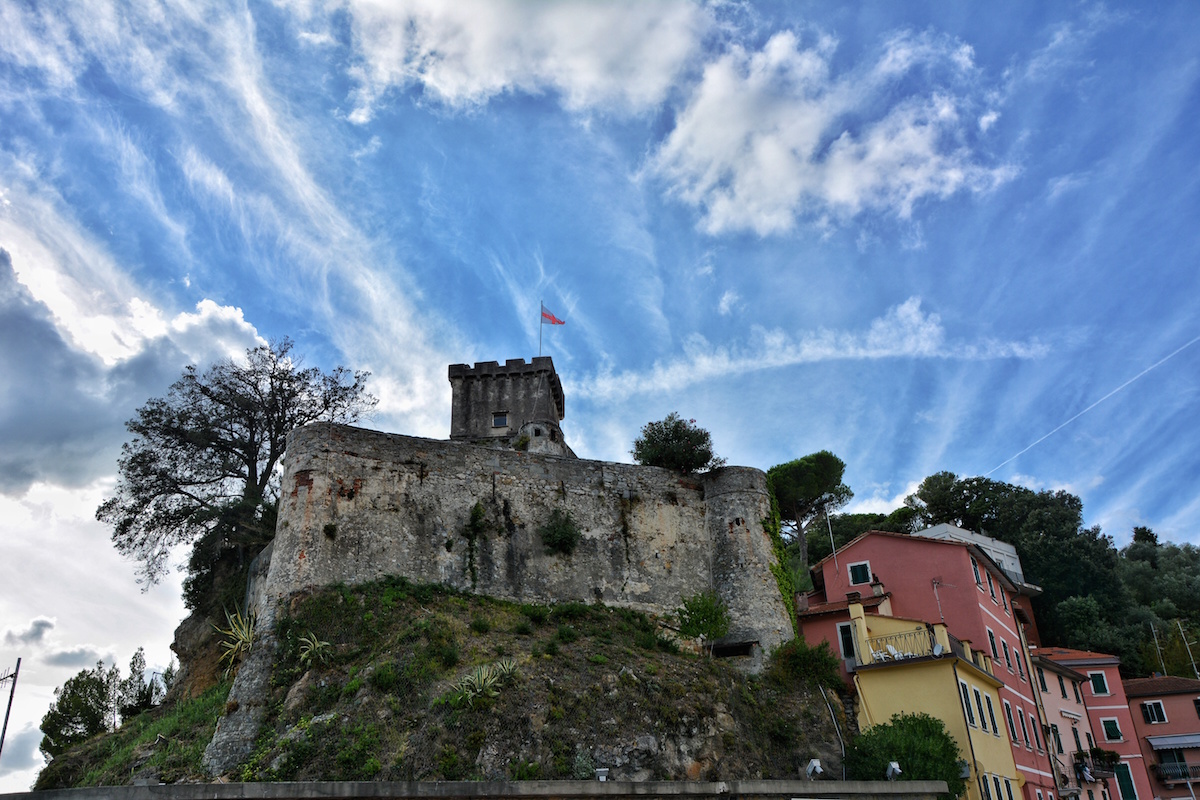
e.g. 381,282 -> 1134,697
259,423 -> 790,654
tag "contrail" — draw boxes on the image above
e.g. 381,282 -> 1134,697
985,333 -> 1200,477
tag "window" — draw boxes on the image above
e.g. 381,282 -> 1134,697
1018,709 -> 1031,748
1037,790 -> 1044,800
1089,671 -> 1109,696
1050,723 -> 1064,754
1038,667 -> 1049,693
982,778 -> 993,800
836,622 -> 856,662
1004,700 -> 1018,741
974,688 -> 990,732
1017,652 -> 1026,680
848,561 -> 871,585
1005,779 -> 1016,800
492,411 -> 508,427
1140,701 -> 1167,723
1088,790 -> 1095,800
993,776 -> 1004,800
961,681 -> 977,726
972,557 -> 983,585
1059,675 -> 1069,699
1003,641 -> 1013,671
1072,725 -> 1083,753
1086,731 -> 1094,749
986,695 -> 1000,736
1114,763 -> 1137,800
987,572 -> 997,600
1032,716 -> 1044,750
988,629 -> 999,659
1101,718 -> 1122,742
1073,681 -> 1082,703
1002,590 -> 1009,612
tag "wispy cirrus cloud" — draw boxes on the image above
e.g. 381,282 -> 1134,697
573,297 -> 1047,402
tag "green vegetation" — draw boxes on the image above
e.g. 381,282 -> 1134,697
35,682 -> 230,789
845,713 -> 965,800
631,412 -> 726,473
537,509 -> 581,556
214,607 -> 255,677
96,338 -> 375,604
676,591 -> 731,646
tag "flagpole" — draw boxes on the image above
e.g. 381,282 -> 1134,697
539,300 -> 543,357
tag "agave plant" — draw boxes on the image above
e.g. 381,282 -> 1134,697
298,631 -> 331,667
450,659 -> 520,707
214,607 -> 256,677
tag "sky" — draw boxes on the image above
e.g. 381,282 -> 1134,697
2,0 -> 1199,789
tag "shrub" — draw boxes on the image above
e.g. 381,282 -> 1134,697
845,713 -> 965,799
768,637 -> 841,690
631,413 -> 726,473
676,591 -> 731,642
539,509 -> 581,556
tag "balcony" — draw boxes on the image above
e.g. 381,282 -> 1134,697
1151,763 -> 1200,783
862,627 -> 938,663
1078,748 -> 1119,779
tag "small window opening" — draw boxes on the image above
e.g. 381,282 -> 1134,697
712,641 -> 755,658
534,428 -> 542,436
492,411 -> 508,427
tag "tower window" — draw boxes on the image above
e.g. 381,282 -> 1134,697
492,412 -> 508,427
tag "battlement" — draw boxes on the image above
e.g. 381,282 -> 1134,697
448,356 -> 569,455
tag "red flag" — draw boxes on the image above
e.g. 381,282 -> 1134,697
541,305 -> 565,325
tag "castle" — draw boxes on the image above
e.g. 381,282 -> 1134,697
208,357 -> 793,773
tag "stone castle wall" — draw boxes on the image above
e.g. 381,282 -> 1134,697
258,423 -> 792,652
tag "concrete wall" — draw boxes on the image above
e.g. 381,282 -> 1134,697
261,423 -> 792,654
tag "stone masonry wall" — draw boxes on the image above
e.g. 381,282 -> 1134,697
261,423 -> 790,649
205,423 -> 794,774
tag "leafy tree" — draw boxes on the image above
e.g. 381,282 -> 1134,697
97,339 -> 375,600
40,662 -> 118,758
904,472 -> 1131,650
845,713 -> 965,799
807,508 -> 916,565
676,591 -> 731,649
767,451 -> 853,570
631,413 -> 725,473
117,647 -> 162,720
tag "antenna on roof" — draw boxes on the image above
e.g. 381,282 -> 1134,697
1150,624 -> 1168,675
1178,619 -> 1200,680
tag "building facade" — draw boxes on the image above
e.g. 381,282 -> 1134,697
1123,675 -> 1200,800
798,530 -> 1058,800
1037,649 -> 1155,800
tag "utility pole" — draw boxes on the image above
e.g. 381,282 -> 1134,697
1179,619 -> 1200,680
0,658 -> 20,764
1151,624 -> 1168,675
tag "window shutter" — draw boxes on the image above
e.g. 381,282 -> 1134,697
1141,703 -> 1152,723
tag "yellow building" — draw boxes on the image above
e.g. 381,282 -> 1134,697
848,603 -> 1024,800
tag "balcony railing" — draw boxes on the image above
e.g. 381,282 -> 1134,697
1152,763 -> 1200,783
863,627 -> 938,663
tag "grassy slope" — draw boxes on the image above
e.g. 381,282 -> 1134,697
37,578 -> 845,787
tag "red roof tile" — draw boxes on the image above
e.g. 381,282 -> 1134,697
1123,675 -> 1200,697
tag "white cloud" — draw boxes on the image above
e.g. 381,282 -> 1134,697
717,289 -> 739,315
318,0 -> 711,121
652,29 -> 1016,235
573,297 -> 1048,402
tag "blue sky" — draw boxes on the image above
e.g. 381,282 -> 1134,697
2,0 -> 1199,788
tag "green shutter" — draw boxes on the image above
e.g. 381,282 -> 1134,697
1115,763 -> 1137,800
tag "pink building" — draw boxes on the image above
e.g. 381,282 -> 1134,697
798,530 -> 1057,800
1037,648 -> 1155,800
1123,675 -> 1200,799
1031,651 -> 1105,799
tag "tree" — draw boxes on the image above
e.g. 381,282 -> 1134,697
767,451 -> 853,570
845,713 -> 966,799
676,591 -> 731,654
631,413 -> 725,473
117,647 -> 163,720
40,662 -> 118,758
97,339 -> 375,595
